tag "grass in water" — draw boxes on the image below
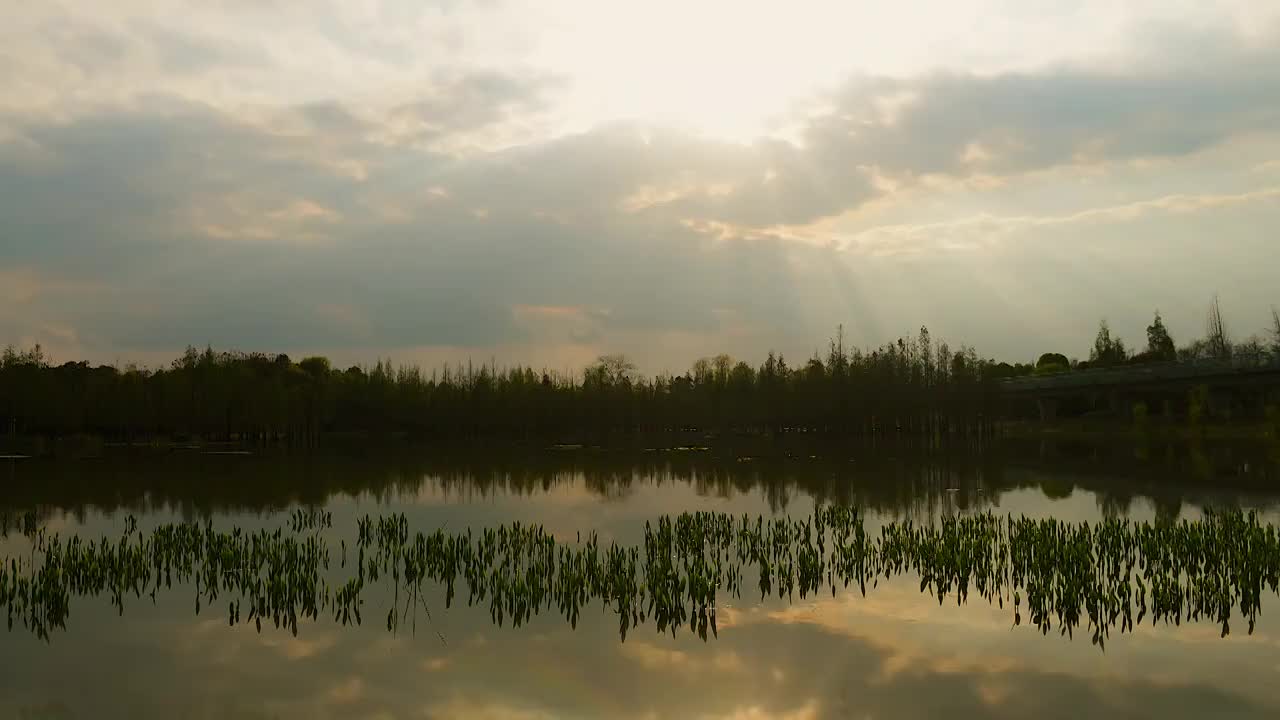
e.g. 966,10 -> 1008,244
2,507 -> 1278,650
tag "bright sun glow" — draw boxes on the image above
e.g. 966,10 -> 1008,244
522,0 -> 1118,141
524,1 -> 941,140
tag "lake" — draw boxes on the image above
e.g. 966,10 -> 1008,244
3,437 -> 1280,719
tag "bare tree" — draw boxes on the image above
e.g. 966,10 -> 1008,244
1205,294 -> 1231,360
586,354 -> 637,387
1270,306 -> 1280,357
1235,335 -> 1266,366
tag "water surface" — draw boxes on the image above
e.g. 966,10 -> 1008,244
2,439 -> 1279,719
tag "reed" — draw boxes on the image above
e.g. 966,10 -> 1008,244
3,507 -> 1278,649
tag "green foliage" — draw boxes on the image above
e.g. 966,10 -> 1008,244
1089,320 -> 1128,367
1035,353 -> 1070,375
1132,401 -> 1149,429
4,507 -> 1278,647
1188,385 -> 1210,425
1145,311 -> 1176,361
298,357 -> 331,377
0,327 -> 1000,441
989,362 -> 1035,379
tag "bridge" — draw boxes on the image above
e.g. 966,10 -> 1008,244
998,356 -> 1280,421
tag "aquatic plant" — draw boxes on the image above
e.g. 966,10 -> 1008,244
2,507 -> 1279,649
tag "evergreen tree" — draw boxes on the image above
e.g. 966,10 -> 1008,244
1090,320 -> 1128,367
1145,311 -> 1176,361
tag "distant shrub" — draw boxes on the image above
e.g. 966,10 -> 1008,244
1033,362 -> 1069,376
1132,401 -> 1149,428
1127,350 -> 1166,366
1036,353 -> 1070,372
1188,385 -> 1209,425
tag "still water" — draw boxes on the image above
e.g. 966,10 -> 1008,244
2,438 -> 1280,719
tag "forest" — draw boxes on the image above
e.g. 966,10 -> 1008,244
3,302 -> 1278,445
0,327 -> 995,443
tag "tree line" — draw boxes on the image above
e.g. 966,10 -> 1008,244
1,327 -> 998,444
1028,297 -> 1280,375
4,299 -> 1277,445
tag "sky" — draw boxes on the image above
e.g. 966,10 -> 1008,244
2,0 -> 1279,373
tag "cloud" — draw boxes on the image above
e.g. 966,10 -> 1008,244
422,657 -> 451,672
188,195 -> 343,243
422,698 -> 559,720
837,187 -> 1280,256
389,69 -> 565,150
408,35 -> 1280,234
3,13 -> 1280,367
0,268 -> 111,359
325,676 -> 366,704
698,700 -> 821,720
258,632 -> 337,661
805,59 -> 1280,182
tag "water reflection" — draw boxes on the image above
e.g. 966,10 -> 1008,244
2,577 -> 1277,719
2,438 -> 1279,719
3,437 -> 1279,523
6,508 -> 1277,645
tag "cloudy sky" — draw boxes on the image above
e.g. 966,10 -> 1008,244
3,1 -> 1279,372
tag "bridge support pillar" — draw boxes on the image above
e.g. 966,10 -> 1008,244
1036,397 -> 1058,423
